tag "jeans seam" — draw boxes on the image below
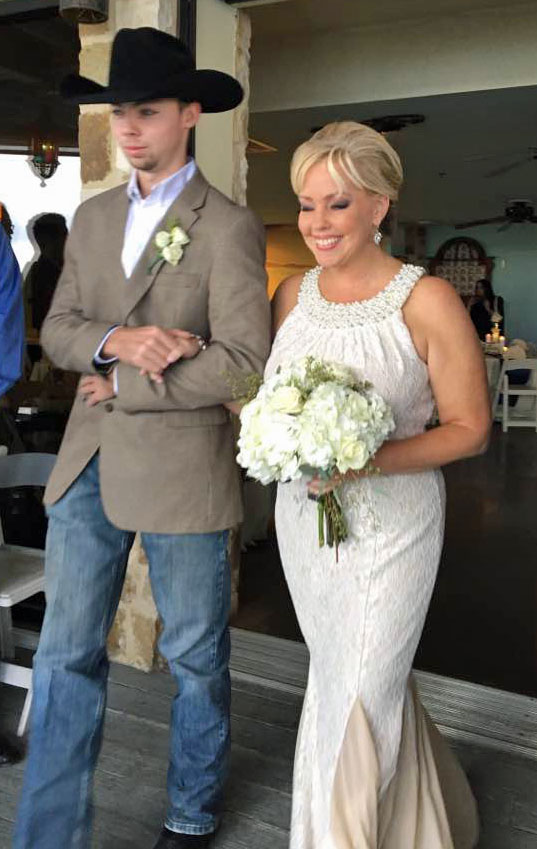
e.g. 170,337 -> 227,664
217,531 -> 228,749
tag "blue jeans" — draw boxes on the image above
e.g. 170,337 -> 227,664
14,454 -> 231,848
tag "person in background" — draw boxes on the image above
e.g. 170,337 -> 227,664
26,213 -> 68,332
0,219 -> 25,767
469,278 -> 505,340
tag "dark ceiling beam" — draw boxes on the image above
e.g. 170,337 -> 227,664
0,26 -> 72,83
13,18 -> 75,50
0,66 -> 43,86
0,1 -> 58,17
8,21 -> 77,62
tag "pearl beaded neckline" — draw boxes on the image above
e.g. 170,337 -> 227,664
298,263 -> 426,328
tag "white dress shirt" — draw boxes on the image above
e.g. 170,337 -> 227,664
121,157 -> 197,278
95,158 -> 197,367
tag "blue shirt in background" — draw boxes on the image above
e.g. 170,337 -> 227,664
0,226 -> 24,397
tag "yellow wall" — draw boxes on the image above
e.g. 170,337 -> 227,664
265,224 -> 313,299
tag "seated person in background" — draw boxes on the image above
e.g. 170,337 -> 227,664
26,213 -> 68,331
469,278 -> 505,340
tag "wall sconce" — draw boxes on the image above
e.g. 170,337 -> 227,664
28,137 -> 60,188
59,0 -> 109,23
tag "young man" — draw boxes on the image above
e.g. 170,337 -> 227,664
14,27 -> 270,849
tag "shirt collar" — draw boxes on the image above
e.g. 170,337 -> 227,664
127,158 -> 197,206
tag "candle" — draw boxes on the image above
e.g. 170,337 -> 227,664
499,335 -> 505,345
485,333 -> 492,343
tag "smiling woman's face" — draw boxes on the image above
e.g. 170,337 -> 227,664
297,158 -> 389,269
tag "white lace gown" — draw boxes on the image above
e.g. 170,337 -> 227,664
265,265 -> 479,849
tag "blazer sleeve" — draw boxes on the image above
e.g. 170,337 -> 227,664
40,206 -> 115,373
115,207 -> 271,412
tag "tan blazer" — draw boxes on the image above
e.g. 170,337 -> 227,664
41,170 -> 271,533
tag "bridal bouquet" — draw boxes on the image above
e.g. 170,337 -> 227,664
235,357 -> 395,559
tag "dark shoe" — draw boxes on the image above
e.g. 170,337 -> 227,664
152,827 -> 214,848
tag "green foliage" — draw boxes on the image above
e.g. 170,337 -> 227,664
226,371 -> 263,405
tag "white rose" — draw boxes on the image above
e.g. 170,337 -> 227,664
155,230 -> 172,249
171,226 -> 190,246
162,243 -> 184,265
269,385 -> 304,415
336,438 -> 369,474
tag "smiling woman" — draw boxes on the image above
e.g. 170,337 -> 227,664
265,119 -> 490,849
291,122 -> 401,283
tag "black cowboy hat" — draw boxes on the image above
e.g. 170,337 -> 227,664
60,27 -> 243,113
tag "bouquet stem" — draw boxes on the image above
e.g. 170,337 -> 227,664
317,488 -> 348,562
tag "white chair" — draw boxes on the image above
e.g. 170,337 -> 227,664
0,453 -> 56,735
500,359 -> 537,433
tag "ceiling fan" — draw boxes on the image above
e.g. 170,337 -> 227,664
484,147 -> 537,178
455,199 -> 537,231
310,114 -> 425,135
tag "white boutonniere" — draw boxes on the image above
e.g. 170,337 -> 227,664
149,221 -> 190,272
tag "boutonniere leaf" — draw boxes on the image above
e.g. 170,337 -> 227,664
149,221 -> 190,272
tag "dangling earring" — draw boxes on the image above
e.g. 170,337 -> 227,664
374,228 -> 383,246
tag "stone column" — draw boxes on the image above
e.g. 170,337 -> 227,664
195,0 -> 251,204
77,0 -> 251,671
195,0 -> 253,617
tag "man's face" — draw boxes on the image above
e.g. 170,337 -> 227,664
110,99 -> 200,174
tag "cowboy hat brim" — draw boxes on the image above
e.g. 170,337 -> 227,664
60,69 -> 243,113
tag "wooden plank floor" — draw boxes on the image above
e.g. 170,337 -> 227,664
0,661 -> 536,847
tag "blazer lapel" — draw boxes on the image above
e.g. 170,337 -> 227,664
121,170 -> 210,322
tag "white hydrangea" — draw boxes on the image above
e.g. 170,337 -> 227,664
236,357 -> 395,484
237,400 -> 301,485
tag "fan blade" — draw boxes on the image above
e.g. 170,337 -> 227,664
485,155 -> 533,178
455,217 -> 506,229
461,148 -> 529,164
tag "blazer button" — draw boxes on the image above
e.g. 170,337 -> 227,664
104,402 -> 114,413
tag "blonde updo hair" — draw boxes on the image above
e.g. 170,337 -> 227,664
290,121 -> 403,202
